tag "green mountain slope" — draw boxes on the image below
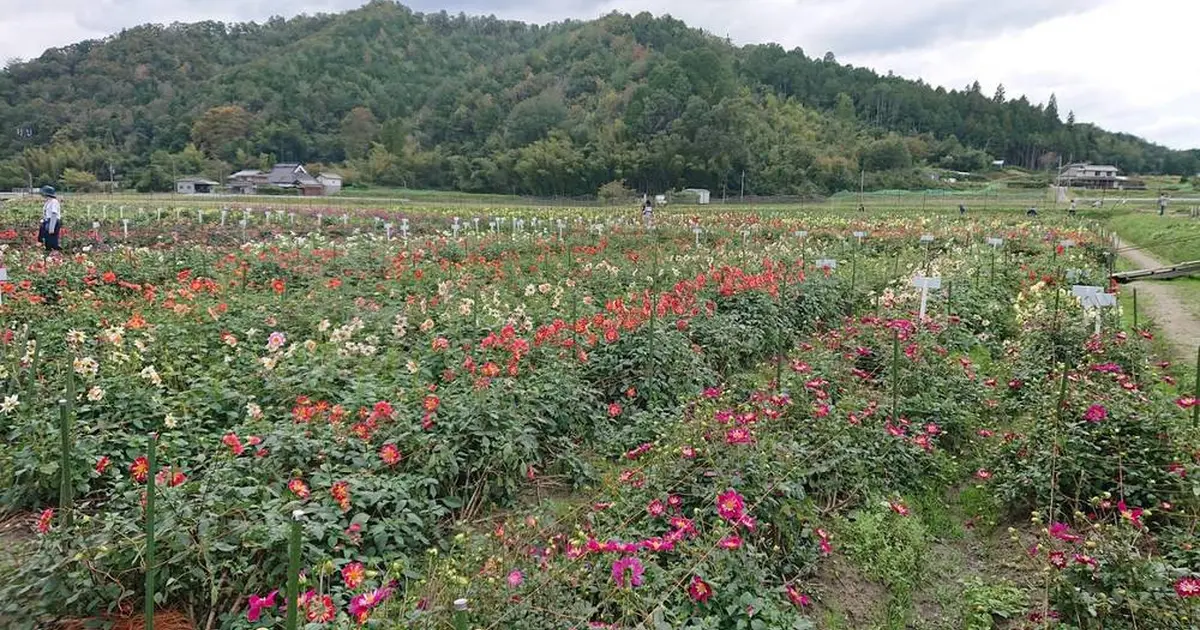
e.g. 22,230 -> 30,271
1,0 -> 1196,195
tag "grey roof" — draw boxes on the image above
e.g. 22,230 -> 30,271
266,163 -> 319,186
229,169 -> 263,179
318,172 -> 343,180
177,177 -> 220,185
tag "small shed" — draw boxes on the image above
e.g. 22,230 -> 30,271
175,177 -> 220,195
680,188 -> 711,204
318,173 -> 343,195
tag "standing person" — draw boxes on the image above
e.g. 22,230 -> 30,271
39,186 -> 62,252
1158,193 -> 1168,216
641,198 -> 654,228
958,203 -> 967,216
1068,199 -> 1077,217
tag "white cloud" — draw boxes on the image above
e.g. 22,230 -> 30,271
1,0 -> 1196,149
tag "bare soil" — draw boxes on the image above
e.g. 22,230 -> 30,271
1114,237 -> 1200,360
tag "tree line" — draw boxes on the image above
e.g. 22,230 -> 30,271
1,1 -> 1196,196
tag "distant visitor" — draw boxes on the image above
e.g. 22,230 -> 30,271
38,185 -> 62,252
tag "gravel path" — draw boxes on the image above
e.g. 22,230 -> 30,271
1115,237 -> 1200,360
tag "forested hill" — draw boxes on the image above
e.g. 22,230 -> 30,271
1,0 -> 1197,196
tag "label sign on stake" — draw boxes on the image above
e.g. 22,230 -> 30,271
920,234 -> 934,243
1060,239 -> 1076,249
795,230 -> 808,239
853,231 -> 867,240
1072,285 -> 1103,299
815,259 -> 837,270
911,275 -> 942,320
0,267 -> 6,306
1080,292 -> 1117,334
1082,293 -> 1117,309
986,237 -> 1003,248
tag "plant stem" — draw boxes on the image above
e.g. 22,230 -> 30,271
891,329 -> 900,424
58,399 -> 72,527
145,432 -> 158,630
286,512 -> 302,630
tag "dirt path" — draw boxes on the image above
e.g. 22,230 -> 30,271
1114,237 -> 1200,359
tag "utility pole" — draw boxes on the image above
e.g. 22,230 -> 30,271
859,170 -> 866,207
740,169 -> 745,203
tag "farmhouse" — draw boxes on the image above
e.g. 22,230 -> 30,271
1058,163 -> 1146,190
228,164 -> 326,196
175,177 -> 220,194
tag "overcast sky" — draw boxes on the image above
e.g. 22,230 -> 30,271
2,0 -> 1197,149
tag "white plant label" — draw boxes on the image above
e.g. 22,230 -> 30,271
912,275 -> 942,320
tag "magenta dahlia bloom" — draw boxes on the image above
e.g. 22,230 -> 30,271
611,556 -> 645,588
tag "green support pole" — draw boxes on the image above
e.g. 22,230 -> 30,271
775,261 -> 786,394
946,281 -> 953,316
145,433 -> 158,630
58,400 -> 72,527
1132,288 -> 1138,330
286,510 -> 303,630
646,231 -> 657,405
891,330 -> 900,424
849,248 -> 858,314
453,599 -> 470,630
1193,346 -> 1199,428
1050,368 -> 1069,518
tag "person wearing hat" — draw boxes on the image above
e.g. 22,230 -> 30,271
38,185 -> 62,252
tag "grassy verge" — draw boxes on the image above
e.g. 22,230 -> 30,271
1108,212 -> 1200,263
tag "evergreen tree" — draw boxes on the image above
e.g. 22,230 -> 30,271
1046,94 -> 1060,123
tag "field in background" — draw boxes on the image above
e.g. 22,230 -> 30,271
1108,212 -> 1200,264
